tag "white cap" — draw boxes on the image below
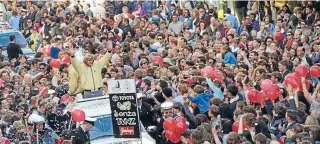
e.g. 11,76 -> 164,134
163,58 -> 173,66
161,102 -> 173,110
85,117 -> 97,122
137,93 -> 143,99
48,89 -> 55,94
84,117 -> 97,125
21,9 -> 28,12
52,97 -> 60,104
28,113 -> 45,124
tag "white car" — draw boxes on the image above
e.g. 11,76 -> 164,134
0,3 -> 6,21
74,96 -> 156,144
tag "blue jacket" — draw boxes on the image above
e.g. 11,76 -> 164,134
188,92 -> 213,113
142,1 -> 153,12
206,77 -> 224,100
50,46 -> 60,59
179,16 -> 193,28
237,26 -> 244,35
224,14 -> 238,29
269,23 -> 275,33
250,20 -> 260,31
222,52 -> 237,65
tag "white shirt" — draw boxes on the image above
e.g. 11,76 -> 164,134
230,95 -> 239,103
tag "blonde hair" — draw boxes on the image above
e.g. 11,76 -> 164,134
83,53 -> 95,63
130,41 -> 139,49
13,120 -> 26,131
192,8 -> 199,17
3,110 -> 15,123
304,115 -> 319,126
293,7 -> 301,14
122,6 -> 129,13
178,85 -> 188,95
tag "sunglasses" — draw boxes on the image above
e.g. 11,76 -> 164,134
164,111 -> 173,114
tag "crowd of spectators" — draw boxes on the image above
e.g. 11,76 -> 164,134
0,0 -> 319,144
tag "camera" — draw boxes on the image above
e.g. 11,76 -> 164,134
55,84 -> 69,98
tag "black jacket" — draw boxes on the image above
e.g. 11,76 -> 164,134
306,14 -> 315,26
72,127 -> 90,144
43,24 -> 52,39
289,14 -> 299,29
7,42 -> 23,60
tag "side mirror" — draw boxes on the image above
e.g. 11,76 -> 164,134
29,40 -> 34,46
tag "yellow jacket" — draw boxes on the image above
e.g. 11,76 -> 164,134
71,52 -> 111,91
30,33 -> 39,52
68,65 -> 82,95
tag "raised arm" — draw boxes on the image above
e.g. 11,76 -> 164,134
301,77 -> 313,103
205,77 -> 223,100
70,57 -> 82,73
187,95 -> 199,103
69,48 -> 82,73
311,82 -> 320,99
68,67 -> 77,95
286,85 -> 297,109
98,52 -> 112,69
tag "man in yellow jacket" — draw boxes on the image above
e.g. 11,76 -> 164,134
68,65 -> 82,95
69,48 -> 112,98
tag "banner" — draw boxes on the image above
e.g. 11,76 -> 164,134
108,79 -> 140,138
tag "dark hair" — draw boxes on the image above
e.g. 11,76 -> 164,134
221,119 -> 232,134
10,35 -> 15,41
227,84 -> 238,96
35,52 -> 44,59
159,80 -> 168,89
219,103 -> 233,120
240,130 -> 253,143
59,63 -> 69,72
110,68 -> 118,73
226,8 -> 231,14
286,109 -> 298,121
15,105 -> 24,112
142,79 -> 151,87
195,114 -> 209,127
279,60 -> 289,69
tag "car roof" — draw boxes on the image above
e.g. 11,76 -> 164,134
0,21 -> 18,33
0,28 -> 19,34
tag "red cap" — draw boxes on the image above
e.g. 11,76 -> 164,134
60,94 -> 70,104
152,56 -> 164,67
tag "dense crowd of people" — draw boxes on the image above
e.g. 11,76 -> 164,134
0,0 -> 320,144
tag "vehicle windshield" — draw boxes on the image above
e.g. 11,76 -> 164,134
0,32 -> 28,49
